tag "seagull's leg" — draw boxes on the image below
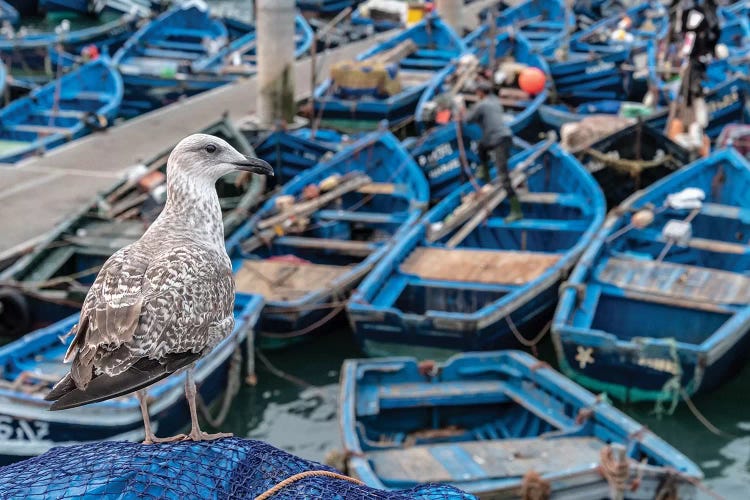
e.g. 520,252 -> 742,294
185,367 -> 233,442
138,389 -> 187,444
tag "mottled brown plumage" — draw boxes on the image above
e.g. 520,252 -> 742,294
45,134 -> 273,443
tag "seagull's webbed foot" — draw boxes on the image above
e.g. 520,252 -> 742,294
187,430 -> 233,442
142,433 -> 189,445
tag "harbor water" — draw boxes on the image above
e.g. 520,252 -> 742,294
222,326 -> 750,499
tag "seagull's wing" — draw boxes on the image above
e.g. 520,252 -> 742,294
46,241 -> 235,410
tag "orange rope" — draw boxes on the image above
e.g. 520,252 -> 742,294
255,470 -> 364,500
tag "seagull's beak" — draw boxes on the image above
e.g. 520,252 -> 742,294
233,156 -> 274,176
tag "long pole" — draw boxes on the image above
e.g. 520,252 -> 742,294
310,6 -> 353,136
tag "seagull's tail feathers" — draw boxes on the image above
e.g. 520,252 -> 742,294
45,352 -> 201,411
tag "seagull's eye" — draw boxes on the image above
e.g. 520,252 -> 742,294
205,144 -> 217,153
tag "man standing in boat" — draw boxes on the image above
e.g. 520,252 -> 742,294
463,82 -> 522,222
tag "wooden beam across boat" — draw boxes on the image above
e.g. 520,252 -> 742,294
400,247 -> 561,285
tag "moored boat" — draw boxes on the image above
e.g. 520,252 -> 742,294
416,31 -> 548,136
546,48 -> 631,105
312,15 -> 467,132
0,57 -> 122,164
348,139 -> 605,358
0,0 -> 19,25
0,118 -> 265,338
553,148 -> 750,403
0,10 -> 142,82
573,120 -> 693,208
0,292 -> 263,466
114,5 -> 312,117
225,129 -> 429,349
339,350 -> 703,497
482,0 -> 573,56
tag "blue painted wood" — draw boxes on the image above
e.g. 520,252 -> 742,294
296,0 -> 362,15
312,15 -> 467,131
553,148 -> 750,403
546,48 -> 631,105
226,130 -> 429,350
571,1 -> 669,55
480,0 -> 573,56
0,57 -> 122,164
0,0 -> 19,25
0,292 -> 263,466
340,350 -> 703,496
348,141 -> 605,358
38,0 -> 88,14
575,121 -> 692,209
113,5 -> 312,117
0,11 -> 141,77
416,32 -> 547,135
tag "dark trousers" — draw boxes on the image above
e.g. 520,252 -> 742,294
478,135 -> 514,197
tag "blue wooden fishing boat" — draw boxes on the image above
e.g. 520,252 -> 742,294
546,48 -> 631,105
0,118 -> 265,339
571,1 -> 668,55
553,148 -> 750,403
0,57 -> 122,164
574,120 -> 693,209
645,78 -> 750,140
114,5 -> 312,117
251,127 -> 343,186
481,0 -> 572,56
0,0 -> 19,25
339,350 -> 703,497
0,10 -> 142,80
415,32 -> 548,136
225,130 -> 429,350
538,100 -> 664,131
0,292 -> 263,466
312,15 -> 467,132
348,140 -> 605,358
404,121 -> 530,203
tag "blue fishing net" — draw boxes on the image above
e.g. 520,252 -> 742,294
0,437 -> 474,499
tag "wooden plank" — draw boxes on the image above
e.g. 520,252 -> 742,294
11,124 -> 71,135
274,236 -> 375,257
368,437 -> 602,483
234,259 -> 351,301
357,182 -> 395,195
598,257 -> 750,305
400,247 -> 560,285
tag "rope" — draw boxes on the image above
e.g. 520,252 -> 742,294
520,470 -> 551,500
599,445 -> 631,495
505,316 -> 551,357
255,470 -> 363,500
453,119 -> 482,193
255,348 -> 315,390
584,147 -> 675,176
259,300 -> 345,340
680,388 -> 736,438
195,343 -> 242,428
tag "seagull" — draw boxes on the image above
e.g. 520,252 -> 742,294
45,134 -> 273,443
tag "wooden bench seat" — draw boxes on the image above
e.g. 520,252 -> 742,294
400,248 -> 561,285
10,124 -> 70,135
597,257 -> 750,305
274,236 -> 376,257
234,259 -> 351,301
367,436 -> 602,484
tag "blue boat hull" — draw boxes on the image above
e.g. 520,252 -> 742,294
39,0 -> 88,14
553,148 -> 750,402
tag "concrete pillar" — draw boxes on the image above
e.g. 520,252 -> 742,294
256,0 -> 296,126
435,0 -> 463,35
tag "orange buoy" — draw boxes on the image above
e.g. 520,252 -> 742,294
518,67 -> 546,95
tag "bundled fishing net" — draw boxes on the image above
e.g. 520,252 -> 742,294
0,438 -> 473,499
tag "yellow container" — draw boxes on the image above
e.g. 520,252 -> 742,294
406,2 -> 424,26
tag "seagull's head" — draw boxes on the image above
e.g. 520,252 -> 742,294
169,133 -> 274,182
